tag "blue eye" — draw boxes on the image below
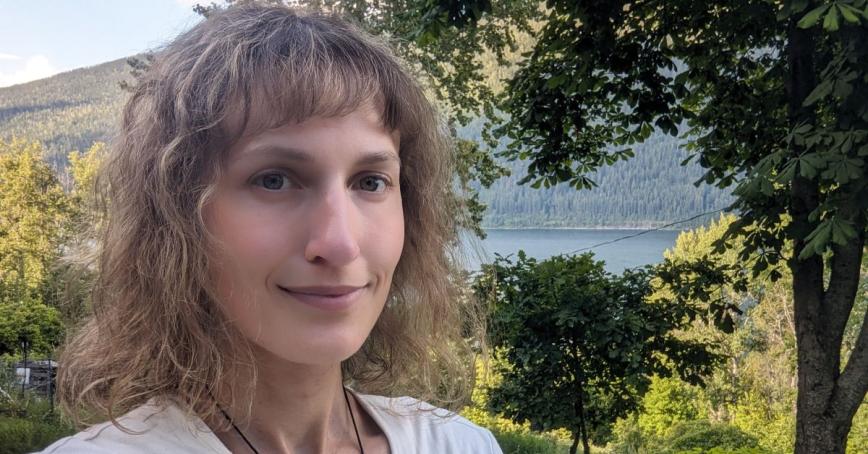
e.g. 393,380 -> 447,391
254,172 -> 290,190
357,175 -> 388,193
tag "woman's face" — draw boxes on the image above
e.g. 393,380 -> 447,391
204,105 -> 404,366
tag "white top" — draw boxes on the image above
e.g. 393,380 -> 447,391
37,390 -> 503,453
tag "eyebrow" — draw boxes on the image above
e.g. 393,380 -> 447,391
244,145 -> 401,166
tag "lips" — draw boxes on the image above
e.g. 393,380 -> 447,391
277,284 -> 367,311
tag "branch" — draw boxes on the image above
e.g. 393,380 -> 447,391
823,225 -> 866,352
832,305 -> 868,423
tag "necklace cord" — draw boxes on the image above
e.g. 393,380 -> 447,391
215,386 -> 365,454
343,385 -> 365,454
217,404 -> 260,454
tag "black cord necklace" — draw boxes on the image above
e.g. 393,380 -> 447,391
216,386 -> 365,454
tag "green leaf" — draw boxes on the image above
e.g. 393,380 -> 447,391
798,4 -> 831,28
798,153 -> 824,178
822,156 -> 863,184
776,160 -> 798,183
799,220 -> 832,259
823,5 -> 841,31
803,80 -> 833,106
546,74 -> 568,89
839,4 -> 862,24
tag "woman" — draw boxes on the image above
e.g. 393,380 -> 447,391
40,3 -> 499,453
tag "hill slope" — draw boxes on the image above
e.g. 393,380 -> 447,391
0,58 -> 131,166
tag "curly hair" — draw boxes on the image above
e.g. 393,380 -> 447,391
58,3 -> 485,429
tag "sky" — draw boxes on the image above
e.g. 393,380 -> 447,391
0,0 -> 207,88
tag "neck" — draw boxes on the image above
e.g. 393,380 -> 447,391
214,348 -> 361,453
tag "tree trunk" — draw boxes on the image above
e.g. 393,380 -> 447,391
577,383 -> 590,454
788,15 -> 868,454
571,374 -> 591,454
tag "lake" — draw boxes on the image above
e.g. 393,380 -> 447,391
461,228 -> 683,273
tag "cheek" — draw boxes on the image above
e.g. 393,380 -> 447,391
370,198 -> 405,272
204,198 -> 287,314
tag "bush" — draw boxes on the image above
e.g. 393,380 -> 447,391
672,449 -> 771,454
659,421 -> 764,454
0,388 -> 73,454
0,415 -> 73,454
490,427 -> 568,454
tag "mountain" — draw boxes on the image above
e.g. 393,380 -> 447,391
0,57 -> 131,168
0,57 -> 732,228
468,132 -> 733,229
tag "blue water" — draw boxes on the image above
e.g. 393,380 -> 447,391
461,228 -> 682,273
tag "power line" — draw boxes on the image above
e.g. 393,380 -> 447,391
565,208 -> 728,256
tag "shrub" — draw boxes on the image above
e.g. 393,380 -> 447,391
0,415 -> 73,454
672,448 -> 771,454
659,421 -> 763,454
0,385 -> 74,454
490,427 -> 568,454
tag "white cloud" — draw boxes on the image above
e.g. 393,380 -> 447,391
0,53 -> 22,61
0,55 -> 60,88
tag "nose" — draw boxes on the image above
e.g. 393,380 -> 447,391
303,186 -> 361,266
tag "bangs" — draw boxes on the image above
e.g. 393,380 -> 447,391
181,8 -> 420,152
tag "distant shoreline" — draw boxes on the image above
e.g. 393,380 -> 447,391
481,226 -> 686,231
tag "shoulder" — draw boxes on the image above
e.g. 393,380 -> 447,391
353,392 -> 502,454
35,401 -> 227,454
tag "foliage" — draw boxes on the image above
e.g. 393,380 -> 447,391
651,216 -> 798,453
0,139 -> 78,358
410,0 -> 868,449
489,428 -> 569,454
461,357 -> 573,453
462,357 -> 572,443
460,121 -> 734,229
637,377 -> 706,439
474,251 -> 720,453
619,216 -> 868,454
658,421 -> 763,454
0,139 -> 72,306
0,390 -> 73,454
670,448 -> 770,454
0,139 -> 100,356
67,142 -> 105,209
0,302 -> 63,357
848,399 -> 868,454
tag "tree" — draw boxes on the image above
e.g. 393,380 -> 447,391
474,251 -> 720,454
414,1 -> 867,452
0,138 -> 70,357
0,139 -> 72,305
0,302 -> 63,357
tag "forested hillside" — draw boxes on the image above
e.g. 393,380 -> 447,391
0,57 -> 732,228
476,134 -> 732,229
457,121 -> 733,229
0,58 -> 130,169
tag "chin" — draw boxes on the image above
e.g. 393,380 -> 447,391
255,332 -> 368,366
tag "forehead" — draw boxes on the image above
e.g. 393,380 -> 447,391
219,89 -> 393,145
224,104 -> 401,163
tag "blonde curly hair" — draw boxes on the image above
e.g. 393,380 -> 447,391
59,3 -> 485,428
